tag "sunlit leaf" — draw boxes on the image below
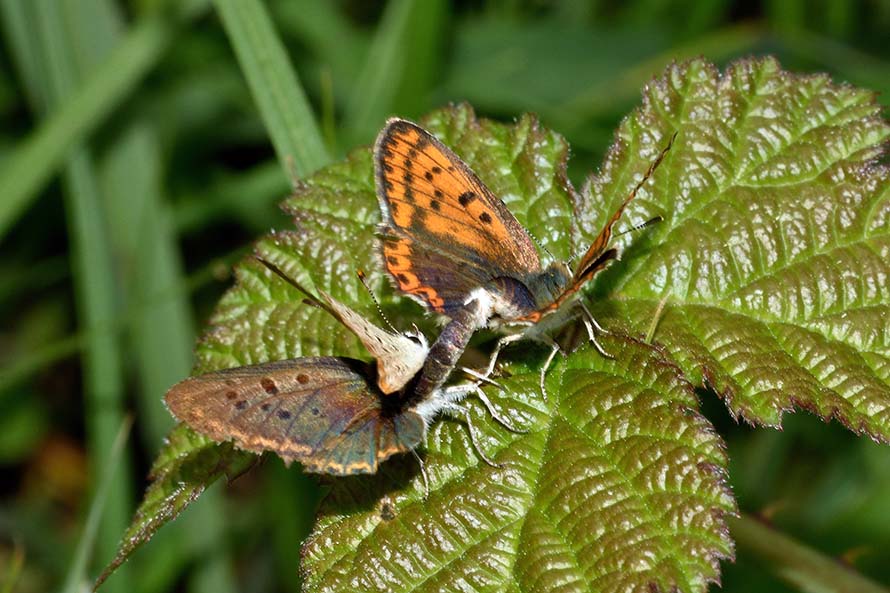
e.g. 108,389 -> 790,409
578,57 -> 890,440
109,57 -> 890,592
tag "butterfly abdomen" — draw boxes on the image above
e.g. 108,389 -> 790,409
409,296 -> 492,406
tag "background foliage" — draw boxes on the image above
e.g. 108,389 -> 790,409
1,1 -> 888,592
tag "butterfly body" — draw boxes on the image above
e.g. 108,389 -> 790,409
316,286 -> 428,394
375,118 -> 673,393
482,260 -> 577,324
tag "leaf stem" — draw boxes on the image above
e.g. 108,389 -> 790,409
731,514 -> 889,593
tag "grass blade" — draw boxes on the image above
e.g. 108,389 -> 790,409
213,0 -> 329,176
22,3 -> 134,591
0,2 -> 209,241
342,0 -> 447,145
76,0 -> 236,588
60,417 -> 133,593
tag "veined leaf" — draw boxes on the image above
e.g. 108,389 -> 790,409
577,57 -> 890,439
109,57 -> 889,592
303,337 -> 734,593
174,102 -> 736,592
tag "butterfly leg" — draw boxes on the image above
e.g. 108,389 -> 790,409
410,448 -> 430,499
479,333 -> 524,381
459,366 -> 504,389
441,403 -> 502,468
578,300 -> 614,359
538,342 -> 562,403
471,383 -> 529,434
434,380 -> 527,434
579,299 -> 608,335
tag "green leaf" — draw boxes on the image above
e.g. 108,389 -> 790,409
94,424 -> 254,589
115,57 -> 889,592
129,101 -> 732,591
577,57 -> 890,440
303,337 -> 734,593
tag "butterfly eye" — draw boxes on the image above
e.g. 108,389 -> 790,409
406,325 -> 428,348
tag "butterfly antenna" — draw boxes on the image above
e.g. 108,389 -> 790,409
256,257 -> 332,315
569,131 -> 677,265
356,269 -> 400,334
616,215 -> 664,237
526,229 -> 555,261
622,131 -> 678,211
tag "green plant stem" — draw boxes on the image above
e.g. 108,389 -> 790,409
61,417 -> 133,593
28,3 -> 132,590
213,0 -> 329,177
80,0 -> 234,589
731,514 -> 889,593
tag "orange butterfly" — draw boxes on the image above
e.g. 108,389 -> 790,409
375,118 -> 674,391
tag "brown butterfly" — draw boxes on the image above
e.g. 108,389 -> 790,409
164,259 -> 512,476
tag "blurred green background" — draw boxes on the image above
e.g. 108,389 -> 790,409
1,1 -> 888,592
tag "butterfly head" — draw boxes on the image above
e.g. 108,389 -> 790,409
527,261 -> 573,308
372,325 -> 429,395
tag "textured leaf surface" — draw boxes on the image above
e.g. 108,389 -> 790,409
95,424 -> 254,587
116,57 -> 890,592
239,104 -> 733,591
576,58 -> 890,438
302,337 -> 734,593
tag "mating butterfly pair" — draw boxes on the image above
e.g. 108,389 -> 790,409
165,118 -> 674,477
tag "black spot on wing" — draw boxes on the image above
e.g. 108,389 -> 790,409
458,192 -> 476,206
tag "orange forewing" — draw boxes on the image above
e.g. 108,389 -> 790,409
375,117 -> 674,328
376,120 -> 541,282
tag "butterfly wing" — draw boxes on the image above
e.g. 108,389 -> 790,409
253,258 -> 427,395
572,132 -> 677,284
375,118 -> 542,314
319,289 -> 428,394
164,357 -> 425,475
